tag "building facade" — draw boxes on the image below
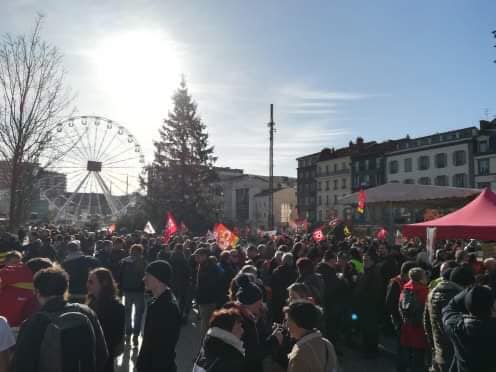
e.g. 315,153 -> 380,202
385,127 -> 478,188
473,119 -> 496,189
315,148 -> 352,222
219,172 -> 296,227
351,140 -> 400,192
253,187 -> 297,229
296,152 -> 320,222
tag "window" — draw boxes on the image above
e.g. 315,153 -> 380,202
353,175 -> 360,187
334,179 -> 338,190
453,173 -> 467,187
404,179 -> 415,184
342,178 -> 347,189
418,177 -> 431,185
364,174 -> 370,184
376,158 -> 381,169
359,160 -> 365,171
318,181 -> 322,191
318,166 -> 322,176
435,153 -> 447,168
354,162 -> 359,172
334,195 -> 338,203
478,158 -> 490,175
404,158 -> 412,172
326,195 -> 329,205
342,162 -> 346,170
418,156 -> 430,170
325,165 -> 329,175
325,181 -> 329,190
334,164 -> 338,172
453,150 -> 466,166
318,210 -> 322,221
435,175 -> 448,186
369,159 -> 376,170
478,140 -> 489,153
365,159 -> 369,170
389,160 -> 399,174
318,196 -> 322,205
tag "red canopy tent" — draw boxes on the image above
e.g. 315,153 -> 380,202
402,187 -> 496,240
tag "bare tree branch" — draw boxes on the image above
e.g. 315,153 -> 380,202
0,15 -> 73,230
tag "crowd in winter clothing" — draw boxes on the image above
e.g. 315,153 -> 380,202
0,226 -> 495,372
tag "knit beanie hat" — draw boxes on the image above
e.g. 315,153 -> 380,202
146,260 -> 172,286
235,274 -> 262,305
464,286 -> 494,318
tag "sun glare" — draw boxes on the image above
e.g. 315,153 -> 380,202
90,29 -> 182,110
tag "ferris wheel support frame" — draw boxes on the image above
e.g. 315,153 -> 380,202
94,172 -> 123,218
54,172 -> 90,222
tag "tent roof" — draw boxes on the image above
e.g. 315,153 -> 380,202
337,183 -> 481,206
402,187 -> 496,240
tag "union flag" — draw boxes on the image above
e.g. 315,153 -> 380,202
312,227 -> 325,242
214,224 -> 239,250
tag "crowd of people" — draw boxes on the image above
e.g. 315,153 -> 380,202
0,226 -> 495,372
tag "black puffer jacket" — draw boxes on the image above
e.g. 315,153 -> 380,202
194,328 -> 245,372
442,289 -> 496,372
424,280 -> 462,368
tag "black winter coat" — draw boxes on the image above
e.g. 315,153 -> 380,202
442,288 -> 496,372
194,333 -> 244,372
137,289 -> 181,372
270,264 -> 297,323
119,256 -> 146,292
195,262 -> 222,305
353,264 -> 384,323
91,298 -> 125,372
62,254 -> 99,295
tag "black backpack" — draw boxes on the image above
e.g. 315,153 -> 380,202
38,309 -> 96,372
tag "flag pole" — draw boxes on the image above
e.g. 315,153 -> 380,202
268,104 -> 275,230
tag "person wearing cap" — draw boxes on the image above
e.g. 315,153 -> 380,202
193,247 -> 222,338
224,273 -> 270,372
62,240 -> 98,303
424,265 -> 474,372
442,285 -> 496,372
137,260 -> 181,372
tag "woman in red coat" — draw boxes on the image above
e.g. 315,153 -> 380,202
398,267 -> 429,372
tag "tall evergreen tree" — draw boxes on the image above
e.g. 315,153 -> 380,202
145,78 -> 220,232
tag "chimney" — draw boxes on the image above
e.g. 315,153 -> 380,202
356,137 -> 364,146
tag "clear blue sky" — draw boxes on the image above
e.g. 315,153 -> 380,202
1,1 -> 495,180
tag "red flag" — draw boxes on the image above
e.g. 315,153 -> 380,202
163,212 -> 177,243
376,227 -> 388,241
312,227 -> 325,242
328,218 -> 341,228
357,190 -> 366,214
214,224 -> 239,250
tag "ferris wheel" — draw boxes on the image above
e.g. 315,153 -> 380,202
38,115 -> 145,223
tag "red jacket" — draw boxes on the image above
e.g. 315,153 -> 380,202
399,280 -> 429,349
0,264 -> 38,327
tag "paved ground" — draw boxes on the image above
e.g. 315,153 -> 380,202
116,315 -> 397,372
